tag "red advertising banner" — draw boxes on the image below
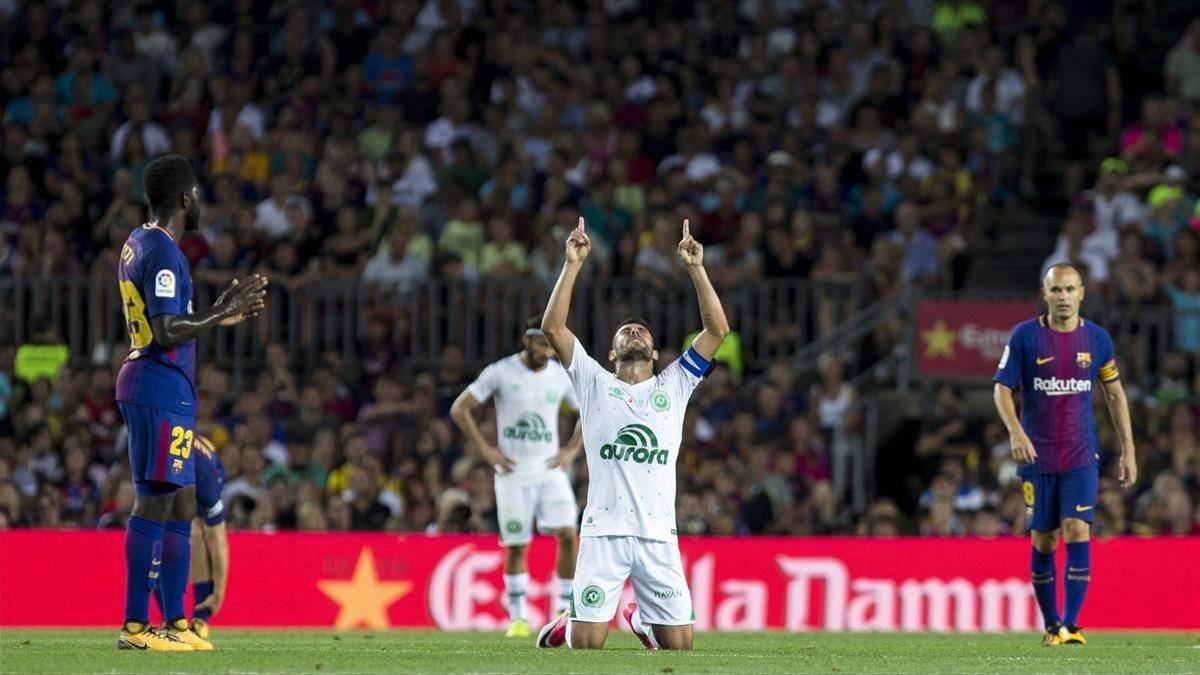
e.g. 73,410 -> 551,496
1,532 -> 1197,630
916,300 -> 1039,379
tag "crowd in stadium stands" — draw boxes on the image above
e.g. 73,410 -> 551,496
1,1 -> 1198,536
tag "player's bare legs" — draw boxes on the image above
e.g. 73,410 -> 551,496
554,527 -> 578,586
132,493 -> 175,522
503,544 -> 528,575
1030,529 -> 1058,555
500,544 -> 532,637
1061,519 -> 1088,544
653,624 -> 694,650
552,527 -> 579,615
570,619 -> 609,649
189,520 -> 210,635
190,522 -> 211,583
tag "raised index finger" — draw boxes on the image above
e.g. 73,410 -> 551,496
577,216 -> 585,232
682,218 -> 690,239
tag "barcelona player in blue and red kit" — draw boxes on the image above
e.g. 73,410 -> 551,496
153,435 -> 230,642
115,155 -> 266,651
187,435 -> 230,641
994,263 -> 1137,646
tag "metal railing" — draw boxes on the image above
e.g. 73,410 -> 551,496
0,275 -> 859,378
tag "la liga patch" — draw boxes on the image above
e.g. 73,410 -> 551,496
155,269 -> 176,298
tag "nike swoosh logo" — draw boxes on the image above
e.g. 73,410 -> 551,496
151,559 -> 162,566
1074,505 -> 1093,512
1036,357 -> 1055,365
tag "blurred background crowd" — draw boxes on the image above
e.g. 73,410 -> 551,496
1,0 -> 1198,537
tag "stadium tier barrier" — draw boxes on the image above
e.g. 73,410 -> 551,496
0,276 -> 857,377
1,531 -> 1196,630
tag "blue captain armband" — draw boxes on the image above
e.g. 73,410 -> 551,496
680,345 -> 711,378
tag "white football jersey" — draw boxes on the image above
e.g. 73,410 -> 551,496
566,337 -> 705,542
466,354 -> 578,481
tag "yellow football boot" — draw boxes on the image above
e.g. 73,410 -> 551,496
1059,625 -> 1086,645
505,619 -> 533,638
163,618 -> 214,651
116,621 -> 193,651
1041,627 -> 1064,646
190,617 -> 211,640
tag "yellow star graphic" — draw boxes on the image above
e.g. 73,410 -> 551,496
317,546 -> 412,629
921,319 -> 957,359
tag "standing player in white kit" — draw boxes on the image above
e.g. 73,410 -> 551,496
450,317 -> 584,638
536,216 -> 729,650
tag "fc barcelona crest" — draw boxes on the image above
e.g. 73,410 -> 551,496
1076,352 -> 1092,369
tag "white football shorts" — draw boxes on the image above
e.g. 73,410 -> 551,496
495,469 -> 578,546
570,535 -> 693,625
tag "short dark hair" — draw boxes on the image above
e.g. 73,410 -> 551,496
615,316 -> 653,335
1043,262 -> 1082,283
143,155 -> 196,215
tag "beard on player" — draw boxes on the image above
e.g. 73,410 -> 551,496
184,197 -> 201,231
612,329 -> 655,363
523,341 -> 551,369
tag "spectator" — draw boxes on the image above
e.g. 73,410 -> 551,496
1090,158 -> 1147,240
104,30 -> 159,102
1144,184 -> 1189,258
478,216 -> 526,279
966,45 -> 1026,128
1049,21 -> 1121,197
2,0 -> 1195,540
1042,198 -> 1114,285
809,352 -> 857,444
110,95 -> 172,164
888,201 -> 940,287
1164,267 -> 1200,353
345,462 -> 393,530
437,197 -> 485,270
1120,97 -> 1183,166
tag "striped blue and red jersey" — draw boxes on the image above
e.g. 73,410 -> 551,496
994,315 -> 1119,474
115,224 -> 197,414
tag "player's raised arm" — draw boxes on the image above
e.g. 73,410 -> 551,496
677,219 -> 730,361
540,217 -> 590,367
151,274 -> 269,348
1100,374 -> 1138,489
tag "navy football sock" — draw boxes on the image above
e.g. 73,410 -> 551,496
124,516 -> 164,625
193,581 -> 215,621
1063,541 -> 1090,627
1030,547 -> 1060,629
161,520 -> 192,623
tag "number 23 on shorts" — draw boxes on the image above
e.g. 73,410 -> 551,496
169,426 -> 194,459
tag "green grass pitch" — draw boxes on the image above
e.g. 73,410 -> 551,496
1,629 -> 1196,673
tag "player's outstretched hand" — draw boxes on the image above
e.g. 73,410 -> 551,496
217,274 -> 269,326
1118,451 -> 1138,489
1010,428 -> 1037,464
565,216 -> 591,264
483,445 -> 516,474
677,219 -> 703,267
